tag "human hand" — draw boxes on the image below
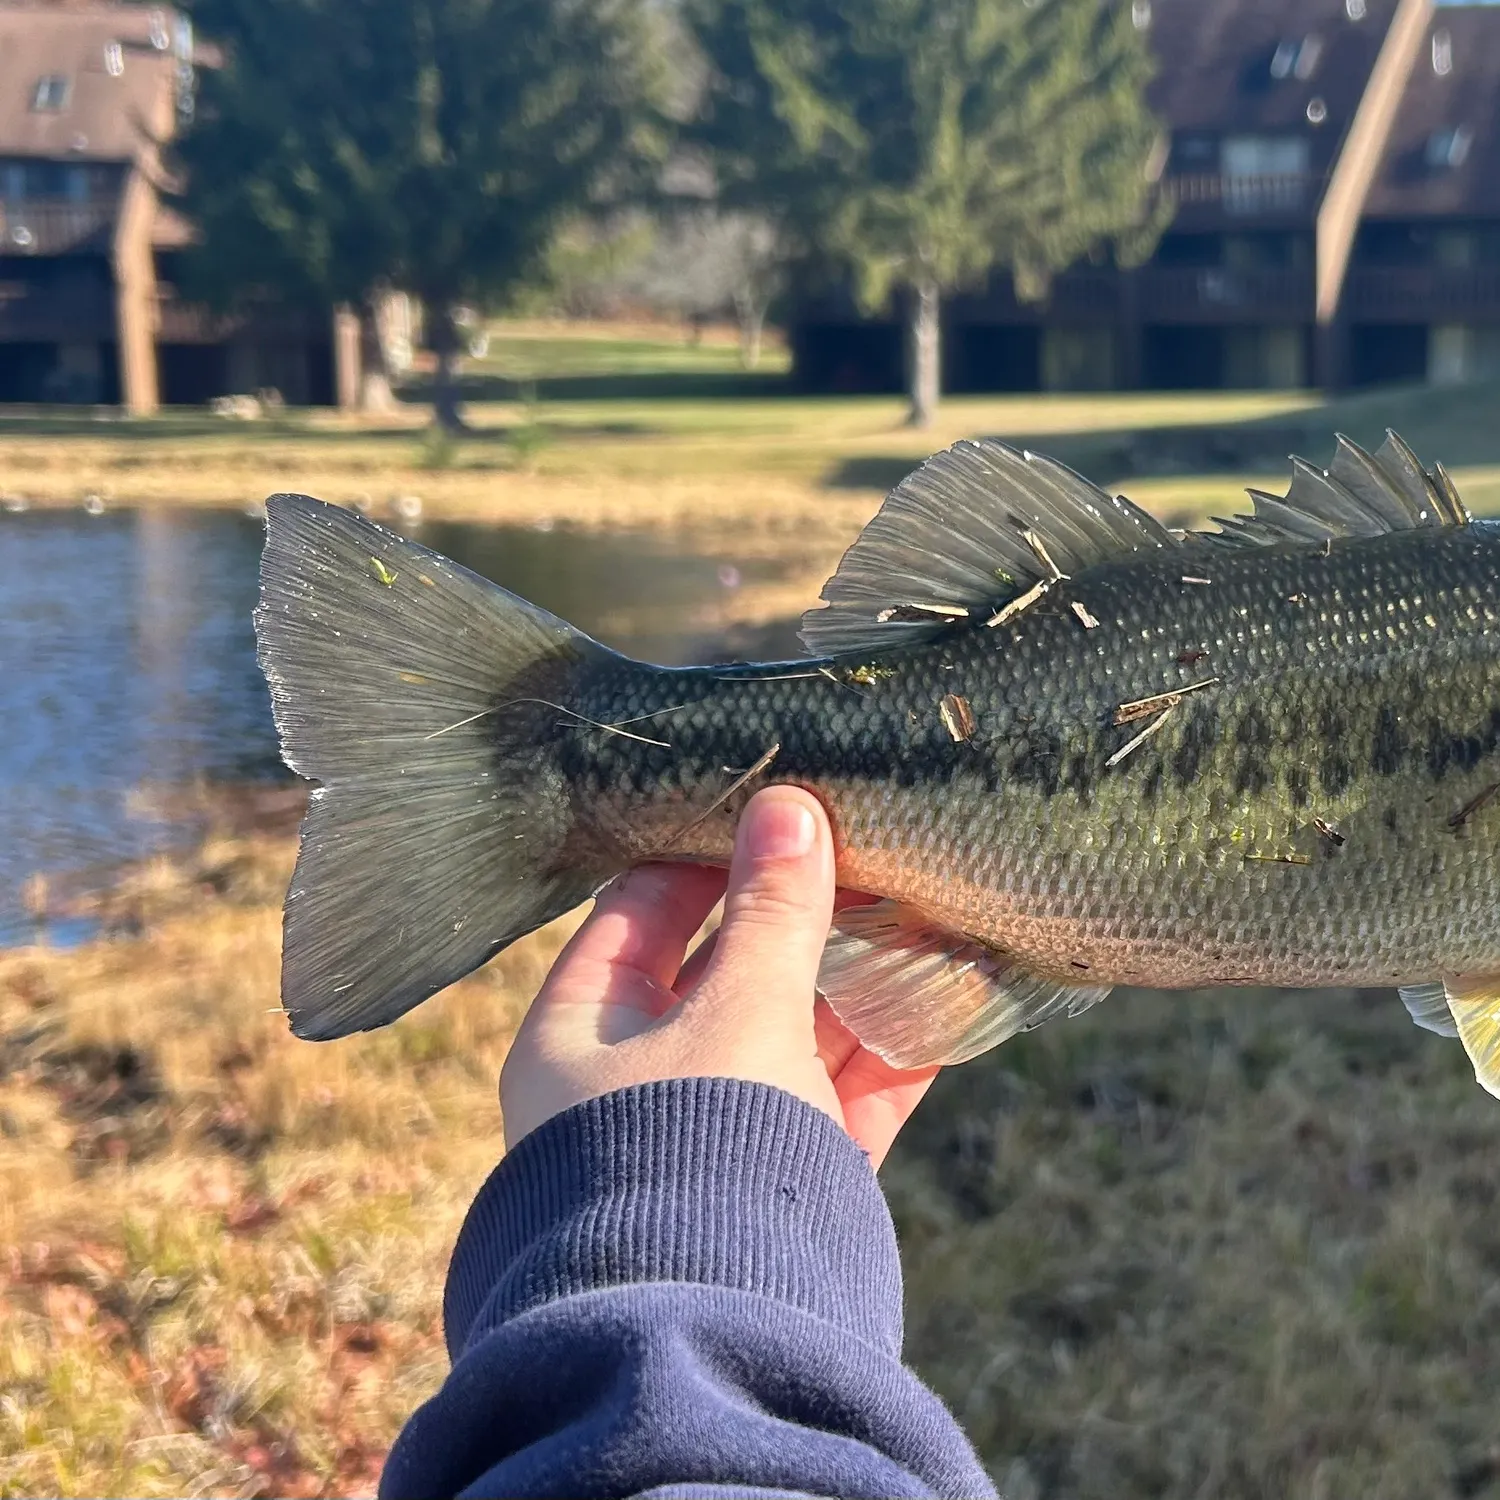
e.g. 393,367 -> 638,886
499,785 -> 938,1164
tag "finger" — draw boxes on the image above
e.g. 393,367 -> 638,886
675,916 -> 722,995
812,995 -> 861,1077
546,863 -> 727,999
691,786 -> 834,1025
834,1053 -> 940,1168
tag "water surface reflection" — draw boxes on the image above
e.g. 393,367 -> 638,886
0,507 -> 797,943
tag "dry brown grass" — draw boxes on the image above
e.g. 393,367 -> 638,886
7,829 -> 1500,1498
0,832 -> 581,1498
8,328 -> 1500,1496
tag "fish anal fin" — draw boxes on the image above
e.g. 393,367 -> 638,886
1399,981 -> 1458,1038
1443,976 -> 1500,1098
816,899 -> 1110,1069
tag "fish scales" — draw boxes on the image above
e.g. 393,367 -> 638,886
563,524 -> 1500,991
254,433 -> 1500,1097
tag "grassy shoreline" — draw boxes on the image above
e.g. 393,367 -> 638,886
8,326 -> 1500,1496
4,326 -> 1497,549
7,821 -> 1500,1498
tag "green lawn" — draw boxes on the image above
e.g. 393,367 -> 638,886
0,316 -> 1496,536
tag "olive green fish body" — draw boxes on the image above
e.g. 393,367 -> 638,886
560,523 -> 1500,996
255,432 -> 1500,1097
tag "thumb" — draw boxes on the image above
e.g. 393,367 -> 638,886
691,785 -> 834,1023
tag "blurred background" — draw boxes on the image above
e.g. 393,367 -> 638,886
3,0 -> 1500,1494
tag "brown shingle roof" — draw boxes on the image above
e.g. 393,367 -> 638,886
0,2 -> 179,163
1144,0 -> 1400,174
1364,6 -> 1500,219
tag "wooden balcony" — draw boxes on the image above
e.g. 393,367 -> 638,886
0,280 -> 114,340
0,200 -> 117,257
950,268 -> 1122,324
1138,266 -> 1315,324
1161,173 -> 1322,229
155,289 -> 327,344
1344,266 -> 1500,323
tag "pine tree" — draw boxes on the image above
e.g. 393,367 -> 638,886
684,0 -> 1166,426
174,0 -> 667,426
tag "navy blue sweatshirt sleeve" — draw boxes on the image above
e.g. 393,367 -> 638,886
380,1077 -> 996,1500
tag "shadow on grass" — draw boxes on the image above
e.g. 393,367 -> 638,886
822,379 -> 1500,497
409,368 -> 797,403
0,406 -> 665,449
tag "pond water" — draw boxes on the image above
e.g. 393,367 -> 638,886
0,506 -> 801,945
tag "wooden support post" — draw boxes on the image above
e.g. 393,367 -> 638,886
112,168 -> 160,415
1314,0 -> 1432,390
334,306 -> 362,410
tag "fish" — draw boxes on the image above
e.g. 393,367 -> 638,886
255,430 -> 1500,1097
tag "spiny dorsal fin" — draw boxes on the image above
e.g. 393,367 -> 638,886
1202,431 -> 1469,549
801,432 -> 1466,657
799,439 -> 1177,657
816,899 -> 1110,1068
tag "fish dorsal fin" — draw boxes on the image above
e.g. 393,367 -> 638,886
1443,976 -> 1500,1099
1201,431 -> 1470,550
1399,981 -> 1459,1038
816,899 -> 1111,1068
799,439 -> 1177,657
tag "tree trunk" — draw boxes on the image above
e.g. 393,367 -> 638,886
734,290 -> 766,370
906,277 -> 941,429
358,301 -> 398,413
429,305 -> 466,431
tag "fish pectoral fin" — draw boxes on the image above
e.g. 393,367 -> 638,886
1443,977 -> 1500,1098
816,900 -> 1110,1070
1399,981 -> 1459,1038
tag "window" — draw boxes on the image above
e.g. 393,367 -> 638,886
31,74 -> 70,111
1426,126 -> 1473,170
1271,36 -> 1323,82
1222,135 -> 1310,178
1221,135 -> 1310,214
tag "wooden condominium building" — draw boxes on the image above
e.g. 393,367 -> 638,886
0,0 -> 360,410
793,0 -> 1500,394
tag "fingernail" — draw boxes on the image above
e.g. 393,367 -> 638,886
745,794 -> 817,860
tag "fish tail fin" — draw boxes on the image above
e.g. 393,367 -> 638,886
256,493 -> 614,1040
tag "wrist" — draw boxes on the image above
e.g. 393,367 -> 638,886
447,1076 -> 904,1357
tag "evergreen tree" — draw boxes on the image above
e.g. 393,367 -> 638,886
174,0 -> 667,425
684,0 -> 1166,426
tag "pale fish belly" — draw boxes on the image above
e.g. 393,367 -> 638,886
820,752 -> 1500,991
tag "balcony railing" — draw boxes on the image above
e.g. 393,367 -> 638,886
0,281 -> 115,339
0,199 -> 117,256
1138,266 -> 1315,323
951,268 -> 1122,323
1161,173 -> 1321,221
1344,266 -> 1500,322
155,289 -> 327,344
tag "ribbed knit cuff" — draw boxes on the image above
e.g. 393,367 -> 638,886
444,1078 -> 903,1359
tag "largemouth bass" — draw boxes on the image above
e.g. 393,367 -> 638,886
256,431 -> 1500,1095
